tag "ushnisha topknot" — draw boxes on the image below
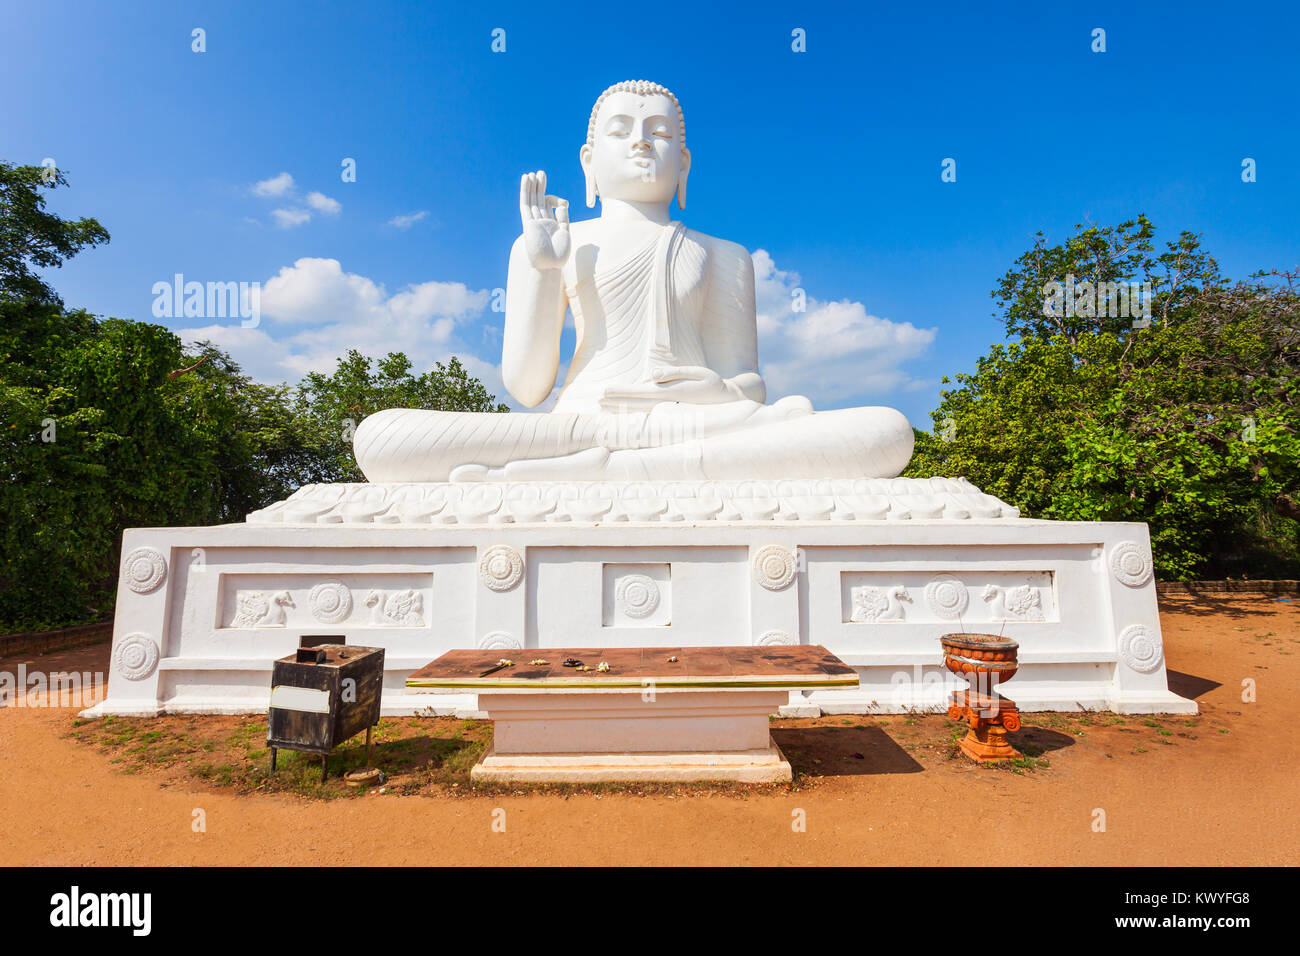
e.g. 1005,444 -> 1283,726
586,80 -> 686,153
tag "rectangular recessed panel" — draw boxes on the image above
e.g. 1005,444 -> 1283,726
839,570 -> 1057,624
218,573 -> 434,630
530,547 -> 748,646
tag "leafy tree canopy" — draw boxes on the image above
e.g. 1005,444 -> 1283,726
0,161 -> 109,305
0,166 -> 507,631
908,219 -> 1298,580
291,349 -> 509,483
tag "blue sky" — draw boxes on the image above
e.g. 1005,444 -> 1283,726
4,0 -> 1297,427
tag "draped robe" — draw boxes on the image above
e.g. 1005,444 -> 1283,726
353,223 -> 914,483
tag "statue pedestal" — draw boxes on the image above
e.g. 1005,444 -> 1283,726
86,478 -> 1196,719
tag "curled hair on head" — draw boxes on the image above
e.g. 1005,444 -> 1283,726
586,80 -> 686,154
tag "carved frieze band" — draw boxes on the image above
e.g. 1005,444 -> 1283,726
245,476 -> 1021,525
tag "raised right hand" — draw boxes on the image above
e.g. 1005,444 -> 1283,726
519,170 -> 570,271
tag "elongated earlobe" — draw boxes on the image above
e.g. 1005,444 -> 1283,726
580,144 -> 597,208
677,148 -> 691,210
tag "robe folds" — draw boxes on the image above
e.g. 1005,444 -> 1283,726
353,223 -> 914,483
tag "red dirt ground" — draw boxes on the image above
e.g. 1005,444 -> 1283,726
1,593 -> 1296,866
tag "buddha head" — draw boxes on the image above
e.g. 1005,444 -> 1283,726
581,80 -> 691,210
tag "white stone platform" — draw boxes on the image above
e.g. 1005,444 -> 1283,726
85,480 -> 1195,719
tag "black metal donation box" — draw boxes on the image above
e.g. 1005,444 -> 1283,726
267,641 -> 385,781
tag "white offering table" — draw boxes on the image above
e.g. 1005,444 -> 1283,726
406,645 -> 859,783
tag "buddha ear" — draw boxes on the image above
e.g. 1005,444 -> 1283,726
676,147 -> 691,210
579,144 -> 597,208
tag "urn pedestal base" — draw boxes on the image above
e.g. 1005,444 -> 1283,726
941,626 -> 1024,764
949,690 -> 1022,762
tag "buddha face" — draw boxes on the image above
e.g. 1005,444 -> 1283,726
581,90 -> 689,207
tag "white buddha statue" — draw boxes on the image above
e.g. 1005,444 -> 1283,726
354,80 -> 914,484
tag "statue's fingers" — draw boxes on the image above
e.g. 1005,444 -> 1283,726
553,197 -> 569,224
530,171 -> 543,220
523,172 -> 535,219
519,174 -> 531,221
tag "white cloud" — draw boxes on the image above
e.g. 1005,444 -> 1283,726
249,176 -> 340,228
752,249 -> 935,406
271,208 -> 311,229
180,257 -> 497,389
306,191 -> 342,216
176,252 -> 932,415
388,210 -> 429,229
252,172 -> 295,197
177,324 -> 290,382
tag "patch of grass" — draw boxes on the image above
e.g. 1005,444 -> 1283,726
69,705 -> 1205,799
980,754 -> 1050,774
66,713 -> 500,800
1027,712 -> 1070,730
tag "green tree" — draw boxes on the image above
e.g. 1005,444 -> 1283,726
993,214 -> 1222,344
293,349 -> 508,483
0,163 -> 509,629
0,162 -> 109,305
909,219 -> 1298,580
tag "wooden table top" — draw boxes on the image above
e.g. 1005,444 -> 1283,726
275,644 -> 381,668
406,645 -> 858,692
